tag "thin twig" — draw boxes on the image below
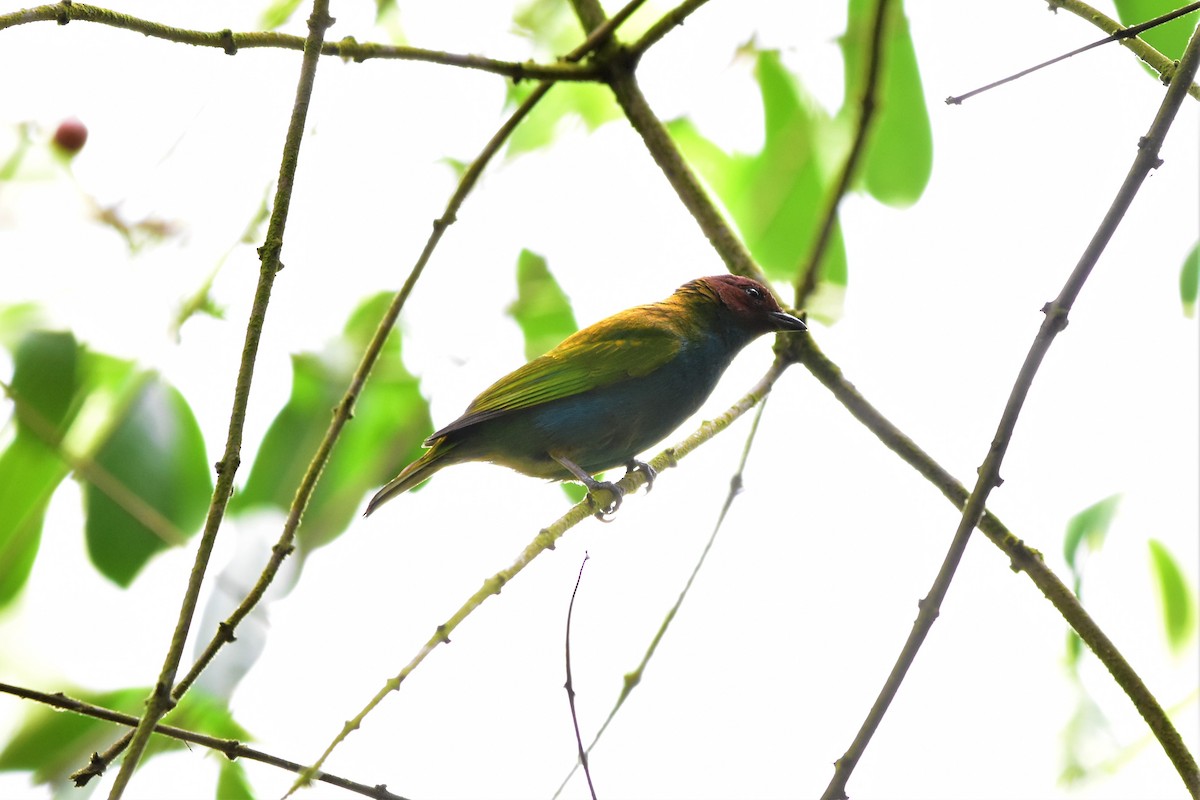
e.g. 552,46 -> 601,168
0,682 -> 409,800
795,0 -> 891,308
626,0 -> 713,63
564,553 -> 598,800
73,4 -> 335,795
0,3 -> 601,82
553,380 -> 776,799
821,22 -> 1200,800
947,1 -> 1200,104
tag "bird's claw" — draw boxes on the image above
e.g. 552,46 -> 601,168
624,458 -> 656,493
586,480 -> 624,521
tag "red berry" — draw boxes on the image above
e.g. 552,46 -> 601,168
52,118 -> 88,154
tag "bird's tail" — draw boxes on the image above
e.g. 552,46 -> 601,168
363,444 -> 453,517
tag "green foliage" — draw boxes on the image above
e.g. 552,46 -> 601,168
217,760 -> 256,800
1113,0 -> 1200,62
258,0 -> 303,30
1062,494 -> 1121,666
0,331 -> 78,607
505,81 -> 621,158
508,249 -> 578,360
1063,494 -> 1121,574
669,50 -> 848,307
0,688 -> 249,788
0,327 -> 213,597
1180,240 -> 1198,317
234,292 -> 431,549
841,0 -> 932,206
1147,539 -> 1197,654
83,375 -> 213,587
504,0 -> 622,156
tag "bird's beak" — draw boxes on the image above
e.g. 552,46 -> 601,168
770,311 -> 807,331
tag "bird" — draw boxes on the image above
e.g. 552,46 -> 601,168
364,274 -> 806,518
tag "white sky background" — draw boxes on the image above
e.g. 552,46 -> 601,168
0,1 -> 1197,799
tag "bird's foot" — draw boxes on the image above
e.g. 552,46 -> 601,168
583,479 -> 624,522
551,452 -> 625,521
623,458 -> 657,493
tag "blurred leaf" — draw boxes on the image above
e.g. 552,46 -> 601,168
1113,0 -> 1200,62
1063,494 -> 1121,573
259,0 -> 302,30
841,0 -> 932,206
84,375 -> 212,586
0,303 -> 48,350
1180,240 -> 1198,317
1148,538 -> 1197,653
0,437 -> 61,608
235,292 -> 432,549
505,0 -> 625,155
8,330 -> 78,431
0,331 -> 80,607
508,249 -> 578,360
669,50 -> 849,305
0,122 -> 33,182
217,761 -> 256,800
505,81 -> 620,158
0,687 -> 248,787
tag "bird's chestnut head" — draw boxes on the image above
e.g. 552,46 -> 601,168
697,274 -> 807,334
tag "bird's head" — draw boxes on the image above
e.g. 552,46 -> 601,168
694,274 -> 807,334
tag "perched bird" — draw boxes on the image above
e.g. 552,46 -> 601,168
364,274 -> 805,517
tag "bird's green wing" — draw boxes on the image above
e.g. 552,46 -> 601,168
432,305 -> 682,438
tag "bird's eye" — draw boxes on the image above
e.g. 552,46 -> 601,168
745,286 -> 763,301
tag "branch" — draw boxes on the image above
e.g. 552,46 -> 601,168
795,0 -> 891,308
1046,0 -> 1200,101
0,2 -> 601,82
821,22 -> 1200,799
83,4 -> 335,797
626,0 -> 712,62
564,554 -> 598,800
286,359 -> 792,795
795,334 -> 1199,797
946,1 -> 1200,104
0,682 -> 409,800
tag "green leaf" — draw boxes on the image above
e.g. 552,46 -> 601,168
841,0 -> 932,207
508,249 -> 578,360
83,375 -> 212,586
235,292 -> 432,549
0,122 -> 33,182
1113,0 -> 1200,62
669,50 -> 849,311
0,331 -> 80,606
1063,494 -> 1121,573
1180,240 -> 1198,317
504,81 -> 621,158
0,687 -> 249,787
1148,539 -> 1197,653
259,0 -> 302,30
217,761 -> 256,800
0,437 -> 62,608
